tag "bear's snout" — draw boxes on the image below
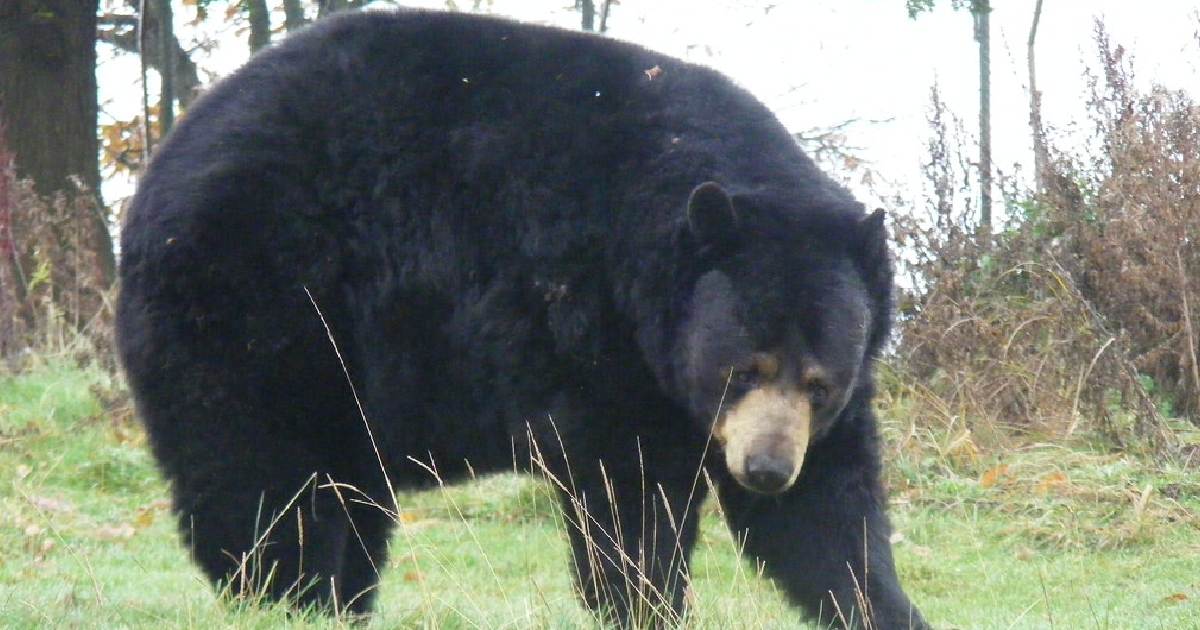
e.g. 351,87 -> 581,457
715,387 -> 811,494
744,452 -> 795,494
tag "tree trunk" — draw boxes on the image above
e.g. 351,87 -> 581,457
599,0 -> 613,33
581,0 -> 596,31
0,129 -> 19,354
973,0 -> 992,233
156,0 -> 175,135
283,0 -> 307,32
0,0 -> 115,284
1027,0 -> 1046,194
318,0 -> 365,18
247,0 -> 270,53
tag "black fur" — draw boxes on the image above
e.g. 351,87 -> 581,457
116,9 -> 927,628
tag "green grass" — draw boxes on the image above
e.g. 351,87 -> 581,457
2,360 -> 1199,628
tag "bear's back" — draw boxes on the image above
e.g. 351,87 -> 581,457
129,10 -> 813,239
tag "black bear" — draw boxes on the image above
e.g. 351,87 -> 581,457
116,8 -> 928,629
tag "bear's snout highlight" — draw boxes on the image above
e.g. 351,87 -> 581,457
715,387 -> 812,494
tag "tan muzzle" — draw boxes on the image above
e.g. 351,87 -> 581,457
714,387 -> 811,494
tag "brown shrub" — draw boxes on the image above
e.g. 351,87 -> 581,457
890,25 -> 1195,459
0,123 -> 114,367
1058,25 -> 1200,420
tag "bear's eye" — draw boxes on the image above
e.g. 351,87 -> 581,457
807,381 -> 831,407
730,366 -> 760,389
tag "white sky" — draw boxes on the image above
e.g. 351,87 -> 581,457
98,1 -> 1199,214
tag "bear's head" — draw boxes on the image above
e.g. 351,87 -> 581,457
675,182 -> 890,495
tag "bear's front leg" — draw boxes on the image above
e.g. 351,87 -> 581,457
554,459 -> 708,628
716,426 -> 929,629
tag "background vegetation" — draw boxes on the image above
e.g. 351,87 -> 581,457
1,1 -> 1198,628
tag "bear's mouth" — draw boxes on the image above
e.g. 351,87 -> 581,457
714,387 -> 811,495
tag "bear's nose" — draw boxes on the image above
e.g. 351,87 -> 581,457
743,453 -> 794,494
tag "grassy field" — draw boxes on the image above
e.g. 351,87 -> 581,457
2,359 -> 1199,629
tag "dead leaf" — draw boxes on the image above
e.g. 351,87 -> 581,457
908,545 -> 932,558
111,423 -> 138,445
1132,484 -> 1154,521
980,464 -> 1009,488
26,534 -> 55,562
946,430 -> 980,465
133,508 -> 156,529
23,524 -> 44,537
889,531 -> 906,544
30,496 -> 74,513
1036,471 -> 1069,494
95,524 -> 136,540
132,498 -> 169,529
403,571 -> 423,583
643,65 -> 663,80
1163,593 -> 1188,604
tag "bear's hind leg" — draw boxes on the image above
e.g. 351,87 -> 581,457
172,438 -> 353,613
334,499 -> 395,616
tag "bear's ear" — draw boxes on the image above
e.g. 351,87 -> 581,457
687,182 -> 737,247
854,207 -> 890,277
